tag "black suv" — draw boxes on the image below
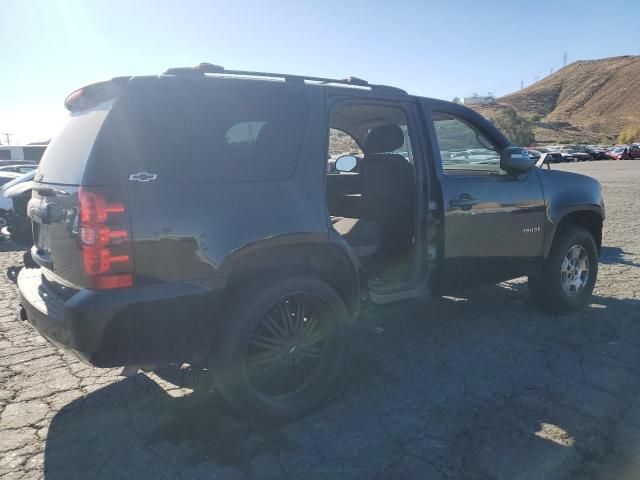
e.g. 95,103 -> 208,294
18,64 -> 604,420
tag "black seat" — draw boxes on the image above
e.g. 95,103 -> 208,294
332,124 -> 414,258
332,217 -> 381,258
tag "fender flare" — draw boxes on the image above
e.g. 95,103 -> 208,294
542,204 -> 604,258
218,232 -> 364,315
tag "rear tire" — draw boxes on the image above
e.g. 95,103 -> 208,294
209,276 -> 350,421
529,225 -> 598,313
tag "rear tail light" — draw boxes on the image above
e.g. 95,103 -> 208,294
79,187 -> 133,289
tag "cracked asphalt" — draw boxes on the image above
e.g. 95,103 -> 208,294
1,160 -> 640,479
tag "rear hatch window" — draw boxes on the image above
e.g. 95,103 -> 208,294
36,104 -> 111,185
84,77 -> 309,184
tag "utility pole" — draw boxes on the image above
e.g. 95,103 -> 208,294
534,75 -> 540,83
550,67 -> 554,75
563,52 -> 568,67
1,133 -> 12,145
520,80 -> 524,90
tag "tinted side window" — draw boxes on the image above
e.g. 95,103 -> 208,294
92,79 -> 309,183
432,112 -> 503,175
0,150 -> 10,160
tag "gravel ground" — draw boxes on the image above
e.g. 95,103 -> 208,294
1,160 -> 640,480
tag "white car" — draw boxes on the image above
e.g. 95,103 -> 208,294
0,170 -> 35,232
0,172 -> 22,186
0,165 -> 36,174
0,191 -> 11,228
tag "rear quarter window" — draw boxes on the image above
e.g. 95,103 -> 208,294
87,78 -> 309,184
36,105 -> 111,184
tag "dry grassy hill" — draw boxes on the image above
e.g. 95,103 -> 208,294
472,55 -> 640,144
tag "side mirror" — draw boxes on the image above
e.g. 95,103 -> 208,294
335,155 -> 358,172
500,147 -> 536,173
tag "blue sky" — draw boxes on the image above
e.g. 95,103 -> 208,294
1,0 -> 638,143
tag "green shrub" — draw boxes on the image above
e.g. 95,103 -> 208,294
618,125 -> 640,144
493,110 -> 535,146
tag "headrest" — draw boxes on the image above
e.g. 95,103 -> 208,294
363,124 -> 404,154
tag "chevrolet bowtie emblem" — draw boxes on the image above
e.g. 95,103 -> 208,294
129,172 -> 158,182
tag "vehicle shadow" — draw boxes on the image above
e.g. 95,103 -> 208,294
42,282 -> 640,479
43,366 -> 289,479
600,246 -> 640,268
0,238 -> 27,253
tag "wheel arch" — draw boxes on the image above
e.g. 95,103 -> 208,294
220,235 -> 363,317
543,206 -> 604,258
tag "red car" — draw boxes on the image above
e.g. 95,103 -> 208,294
607,146 -> 640,160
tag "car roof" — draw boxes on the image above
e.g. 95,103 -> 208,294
160,63 -> 410,96
72,63 -> 472,119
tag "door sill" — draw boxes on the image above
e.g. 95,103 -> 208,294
368,278 -> 429,305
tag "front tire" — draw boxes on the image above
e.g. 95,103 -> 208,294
529,225 -> 598,313
210,276 -> 350,421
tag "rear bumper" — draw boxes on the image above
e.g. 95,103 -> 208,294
18,267 -> 223,367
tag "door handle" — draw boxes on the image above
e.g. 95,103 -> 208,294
449,194 -> 479,210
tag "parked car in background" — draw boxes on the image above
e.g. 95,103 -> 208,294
0,145 -> 46,163
536,147 -> 564,163
570,146 -> 597,160
0,172 -> 22,186
526,149 -> 542,161
0,188 -> 11,230
0,160 -> 36,168
560,146 -> 592,162
1,170 -> 36,246
584,146 -> 608,160
0,165 -> 37,174
607,146 -> 635,160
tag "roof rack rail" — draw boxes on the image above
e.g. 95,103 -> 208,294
162,63 -> 407,94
